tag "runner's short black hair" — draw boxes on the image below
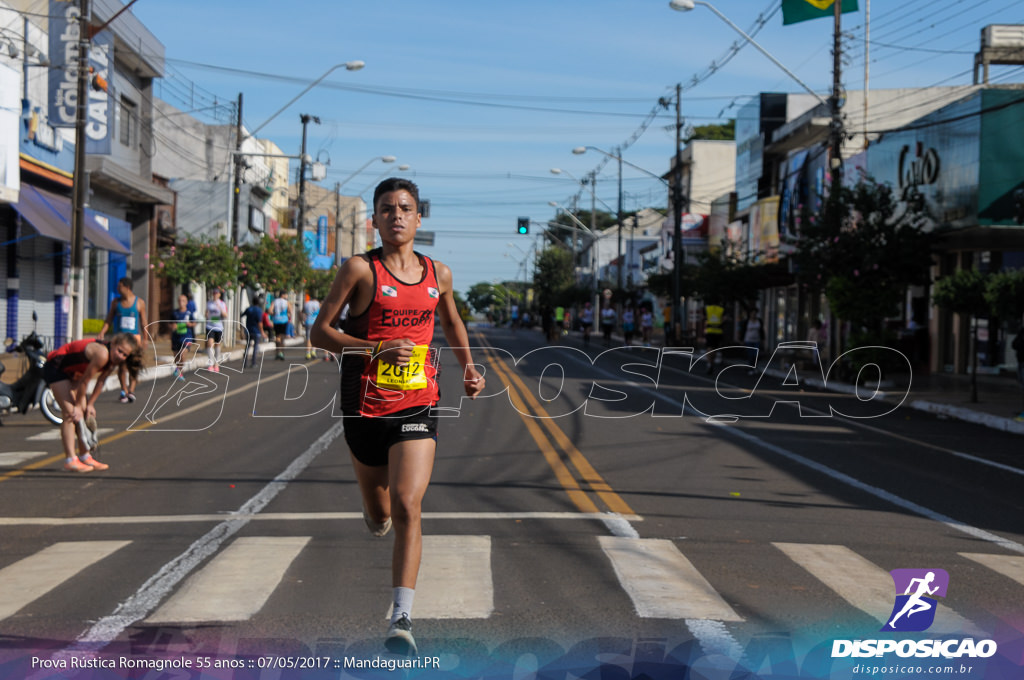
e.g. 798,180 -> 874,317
373,178 -> 420,212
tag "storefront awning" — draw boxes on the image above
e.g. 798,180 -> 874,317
12,185 -> 131,255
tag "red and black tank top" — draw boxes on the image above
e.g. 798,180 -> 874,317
341,249 -> 441,416
46,339 -> 108,381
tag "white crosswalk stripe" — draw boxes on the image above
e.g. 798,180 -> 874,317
774,542 -> 980,635
0,541 -> 131,620
2,537 -> 1022,633
960,553 -> 1024,586
598,536 -> 743,621
144,536 -> 311,624
394,535 -> 494,619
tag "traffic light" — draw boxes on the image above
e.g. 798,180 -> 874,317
517,217 -> 529,235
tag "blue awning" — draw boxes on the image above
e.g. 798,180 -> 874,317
12,185 -> 131,255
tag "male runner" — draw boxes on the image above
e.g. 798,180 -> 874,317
311,178 -> 485,655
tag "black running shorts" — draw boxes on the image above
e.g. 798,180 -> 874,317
343,406 -> 438,467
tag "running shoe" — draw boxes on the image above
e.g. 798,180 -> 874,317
363,507 -> 392,537
79,454 -> 109,471
126,393 -> 136,402
385,615 -> 417,656
63,458 -> 93,473
119,391 -> 130,403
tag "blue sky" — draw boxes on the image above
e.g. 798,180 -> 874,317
132,0 -> 1024,293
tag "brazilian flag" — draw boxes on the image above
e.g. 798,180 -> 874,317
782,0 -> 858,25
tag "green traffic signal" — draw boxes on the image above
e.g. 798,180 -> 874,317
517,217 -> 529,234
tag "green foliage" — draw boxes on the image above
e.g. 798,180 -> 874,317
304,267 -> 338,302
238,235 -> 311,293
532,247 -> 575,309
794,177 -> 934,334
932,269 -> 989,316
984,268 -> 1024,321
158,236 -> 239,290
685,120 -> 735,143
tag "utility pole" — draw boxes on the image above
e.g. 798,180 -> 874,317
830,1 -> 844,198
69,0 -> 90,342
296,113 -> 319,244
829,1 -> 845,361
231,93 -> 243,246
616,148 -> 623,291
334,182 -> 343,267
671,83 -> 686,345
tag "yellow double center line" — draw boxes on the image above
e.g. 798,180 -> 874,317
475,334 -> 634,517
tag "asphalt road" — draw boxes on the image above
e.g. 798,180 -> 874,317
1,326 -> 1022,675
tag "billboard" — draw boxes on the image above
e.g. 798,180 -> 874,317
48,0 -> 113,155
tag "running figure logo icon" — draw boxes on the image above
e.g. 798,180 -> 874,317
882,569 -> 949,632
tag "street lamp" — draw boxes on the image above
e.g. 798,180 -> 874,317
573,146 -> 624,290
668,1 -> 827,106
669,0 -> 838,346
337,155 -> 397,191
246,61 -> 365,140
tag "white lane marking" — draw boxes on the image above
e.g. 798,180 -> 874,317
960,553 -> 1024,586
144,536 -> 310,624
26,428 -> 113,442
602,513 -> 641,538
774,543 -> 979,635
410,535 -> 493,619
0,452 -> 48,467
720,420 -> 1024,555
68,419 -> 345,651
948,450 -> 1024,478
598,536 -> 743,622
0,541 -> 131,620
0,511 -> 643,526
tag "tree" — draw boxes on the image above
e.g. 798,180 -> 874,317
794,176 -> 934,345
305,267 -> 338,301
685,120 -> 735,143
933,269 -> 990,402
466,282 -> 500,315
238,235 -> 311,294
159,236 -> 239,291
532,247 -> 574,309
985,268 -> 1024,322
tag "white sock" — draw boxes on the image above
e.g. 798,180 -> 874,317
207,347 -> 215,366
391,587 -> 415,624
214,346 -> 222,363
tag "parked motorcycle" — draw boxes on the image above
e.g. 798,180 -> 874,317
0,330 -> 63,426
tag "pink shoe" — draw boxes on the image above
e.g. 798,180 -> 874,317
63,458 -> 93,473
79,455 -> 109,471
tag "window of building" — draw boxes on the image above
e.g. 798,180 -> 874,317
119,96 -> 137,148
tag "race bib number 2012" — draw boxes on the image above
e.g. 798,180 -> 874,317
376,345 -> 429,390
